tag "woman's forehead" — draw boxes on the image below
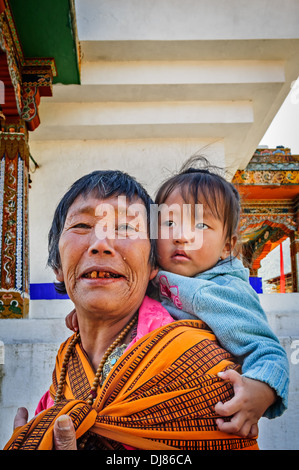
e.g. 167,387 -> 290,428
66,193 -> 146,218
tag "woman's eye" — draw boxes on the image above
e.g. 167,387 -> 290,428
73,223 -> 91,229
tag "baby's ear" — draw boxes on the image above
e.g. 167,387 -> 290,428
229,234 -> 238,252
149,266 -> 159,281
221,235 -> 238,259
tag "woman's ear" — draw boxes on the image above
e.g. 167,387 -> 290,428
54,268 -> 64,283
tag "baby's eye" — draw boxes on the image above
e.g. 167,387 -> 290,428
195,222 -> 208,230
117,223 -> 136,232
162,220 -> 175,227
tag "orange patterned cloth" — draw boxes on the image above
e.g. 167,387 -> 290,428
4,320 -> 258,450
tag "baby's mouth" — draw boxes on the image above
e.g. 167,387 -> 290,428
172,250 -> 190,259
82,271 -> 123,279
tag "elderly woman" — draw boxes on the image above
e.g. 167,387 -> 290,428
5,170 -> 259,450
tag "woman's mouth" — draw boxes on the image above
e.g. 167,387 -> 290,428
82,270 -> 124,279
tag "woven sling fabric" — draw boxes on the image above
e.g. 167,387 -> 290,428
4,320 -> 258,450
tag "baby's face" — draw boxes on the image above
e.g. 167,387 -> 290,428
157,189 -> 230,276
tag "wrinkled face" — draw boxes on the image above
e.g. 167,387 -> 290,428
56,194 -> 157,322
157,188 -> 233,277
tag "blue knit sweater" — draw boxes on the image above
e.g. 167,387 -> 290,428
155,257 -> 289,419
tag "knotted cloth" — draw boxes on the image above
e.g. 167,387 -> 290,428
4,320 -> 258,450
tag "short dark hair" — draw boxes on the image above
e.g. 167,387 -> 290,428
155,155 -> 241,248
48,170 -> 156,295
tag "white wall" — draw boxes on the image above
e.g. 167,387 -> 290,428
258,295 -> 299,450
75,0 -> 299,41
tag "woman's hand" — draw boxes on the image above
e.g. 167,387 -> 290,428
13,408 -> 77,450
215,369 -> 276,438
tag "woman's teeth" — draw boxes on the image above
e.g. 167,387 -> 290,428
83,271 -> 121,279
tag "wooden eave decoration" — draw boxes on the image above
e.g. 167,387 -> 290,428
0,0 -> 56,131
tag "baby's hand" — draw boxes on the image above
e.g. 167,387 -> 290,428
215,369 -> 276,438
65,309 -> 79,332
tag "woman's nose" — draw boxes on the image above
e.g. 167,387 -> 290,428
88,230 -> 116,256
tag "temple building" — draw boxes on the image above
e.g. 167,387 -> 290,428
233,147 -> 299,293
1,0 -> 299,450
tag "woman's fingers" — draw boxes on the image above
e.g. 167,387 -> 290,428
53,415 -> 77,450
13,407 -> 28,429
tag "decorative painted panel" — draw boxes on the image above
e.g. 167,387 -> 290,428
0,130 -> 29,318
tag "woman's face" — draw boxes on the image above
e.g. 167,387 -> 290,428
56,194 -> 157,322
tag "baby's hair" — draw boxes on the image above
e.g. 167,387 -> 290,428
155,155 -> 241,253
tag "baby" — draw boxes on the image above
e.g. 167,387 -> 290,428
153,156 -> 289,436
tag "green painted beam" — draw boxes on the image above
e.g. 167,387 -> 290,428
9,0 -> 80,84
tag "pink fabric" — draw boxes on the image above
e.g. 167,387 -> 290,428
126,295 -> 174,349
35,391 -> 54,415
35,296 -> 173,415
